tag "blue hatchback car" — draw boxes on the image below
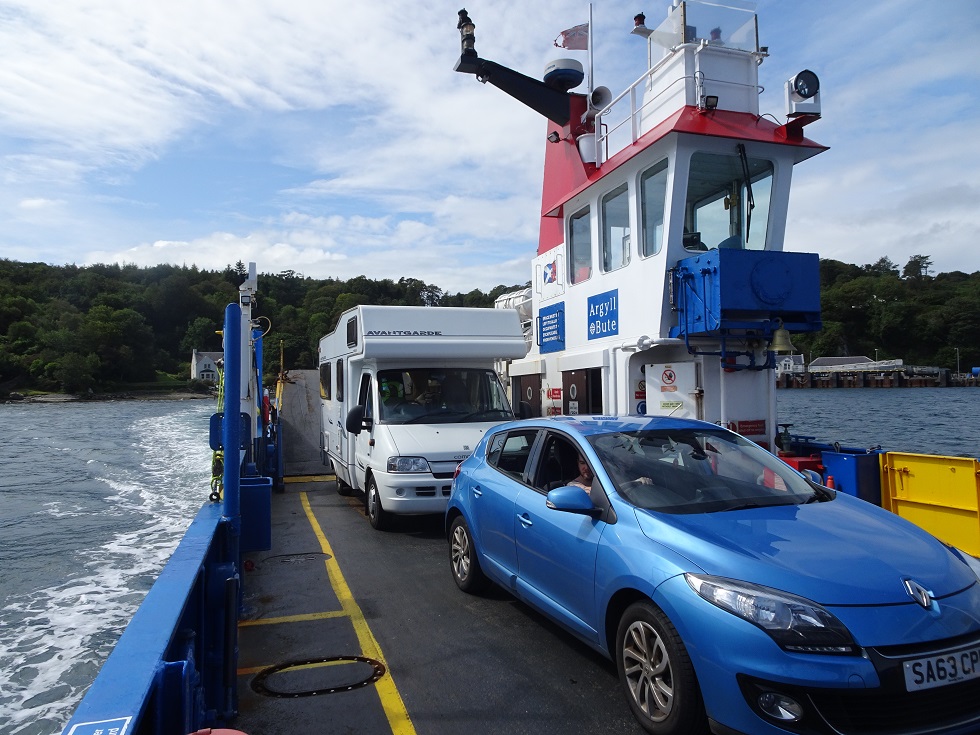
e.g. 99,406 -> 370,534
445,415 -> 980,735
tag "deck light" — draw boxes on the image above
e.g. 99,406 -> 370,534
457,9 -> 476,57
704,95 -> 718,110
547,131 -> 561,143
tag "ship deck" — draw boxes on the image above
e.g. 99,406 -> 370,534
234,477 -> 644,735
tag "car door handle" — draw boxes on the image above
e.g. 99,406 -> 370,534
518,513 -> 533,528
473,486 -> 482,497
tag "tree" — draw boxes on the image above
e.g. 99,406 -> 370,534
902,254 -> 933,280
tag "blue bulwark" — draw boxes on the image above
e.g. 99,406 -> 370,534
588,289 -> 619,340
66,718 -> 131,735
539,302 -> 565,353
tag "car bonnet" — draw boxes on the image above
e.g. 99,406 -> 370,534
633,495 -> 977,606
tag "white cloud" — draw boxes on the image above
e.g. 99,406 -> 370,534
1,0 -> 978,291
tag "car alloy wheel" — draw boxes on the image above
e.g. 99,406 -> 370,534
616,601 -> 707,735
449,516 -> 487,593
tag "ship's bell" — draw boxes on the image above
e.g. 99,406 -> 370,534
769,324 -> 796,353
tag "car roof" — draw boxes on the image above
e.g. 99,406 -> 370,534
495,414 -> 725,439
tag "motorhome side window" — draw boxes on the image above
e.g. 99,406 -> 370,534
487,429 -> 538,480
319,362 -> 331,400
568,206 -> 592,284
358,375 -> 373,421
684,151 -> 773,252
601,184 -> 630,272
336,359 -> 343,401
346,317 -> 358,348
640,159 -> 668,257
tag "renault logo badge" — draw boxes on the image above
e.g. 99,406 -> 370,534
904,579 -> 933,609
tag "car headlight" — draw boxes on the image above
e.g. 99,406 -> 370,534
387,456 -> 431,473
686,574 -> 857,654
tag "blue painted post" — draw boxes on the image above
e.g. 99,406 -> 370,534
222,303 -> 241,526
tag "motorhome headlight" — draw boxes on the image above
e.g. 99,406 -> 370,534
387,456 -> 431,473
686,574 -> 857,654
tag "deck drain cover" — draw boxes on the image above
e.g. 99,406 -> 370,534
251,656 -> 386,697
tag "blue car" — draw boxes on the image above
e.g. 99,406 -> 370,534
445,415 -> 980,735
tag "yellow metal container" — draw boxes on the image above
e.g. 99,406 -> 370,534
880,452 -> 980,556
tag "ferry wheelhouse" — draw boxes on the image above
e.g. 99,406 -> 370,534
458,1 -> 826,449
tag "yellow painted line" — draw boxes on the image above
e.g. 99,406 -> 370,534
239,610 -> 347,627
300,491 -> 416,735
285,474 -> 334,483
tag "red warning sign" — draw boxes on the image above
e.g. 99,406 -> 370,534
662,369 -> 676,385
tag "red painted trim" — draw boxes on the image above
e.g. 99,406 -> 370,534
536,105 -> 828,255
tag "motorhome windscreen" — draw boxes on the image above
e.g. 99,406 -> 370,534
377,368 -> 514,424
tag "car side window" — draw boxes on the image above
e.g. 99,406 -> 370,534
487,429 -> 538,481
534,434 -> 585,493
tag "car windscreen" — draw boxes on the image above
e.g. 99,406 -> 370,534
587,428 -> 817,514
377,368 -> 514,425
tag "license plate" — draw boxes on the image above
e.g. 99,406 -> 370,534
903,643 -> 980,691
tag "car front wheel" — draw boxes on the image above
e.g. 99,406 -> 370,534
365,477 -> 390,531
449,515 -> 488,593
615,601 -> 707,735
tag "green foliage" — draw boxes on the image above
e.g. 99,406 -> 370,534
0,258 -> 524,393
2,252 -> 977,394
791,255 -> 980,371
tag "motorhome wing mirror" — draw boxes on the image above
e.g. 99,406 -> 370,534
518,401 -> 533,419
345,405 -> 365,434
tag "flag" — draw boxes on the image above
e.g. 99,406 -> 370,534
554,22 -> 589,50
543,260 -> 557,284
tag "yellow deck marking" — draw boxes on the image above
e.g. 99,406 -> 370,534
285,474 -> 334,483
239,610 -> 347,627
300,491 -> 416,735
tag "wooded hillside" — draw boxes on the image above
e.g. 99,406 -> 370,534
1,254 -> 977,395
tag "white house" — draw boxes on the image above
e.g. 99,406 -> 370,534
191,350 -> 222,383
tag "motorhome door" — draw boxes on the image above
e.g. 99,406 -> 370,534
352,373 -> 375,489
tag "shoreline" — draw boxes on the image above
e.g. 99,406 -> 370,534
7,390 -> 215,404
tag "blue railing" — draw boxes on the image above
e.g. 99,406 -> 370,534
62,301 -> 274,735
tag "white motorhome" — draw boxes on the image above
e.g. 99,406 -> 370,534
319,305 -> 528,530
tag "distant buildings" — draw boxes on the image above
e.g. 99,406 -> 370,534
191,350 -> 222,383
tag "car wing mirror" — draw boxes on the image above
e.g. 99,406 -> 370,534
546,486 -> 602,518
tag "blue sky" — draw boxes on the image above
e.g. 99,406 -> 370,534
1,0 -> 978,293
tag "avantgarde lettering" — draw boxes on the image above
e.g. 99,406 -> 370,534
366,330 -> 443,336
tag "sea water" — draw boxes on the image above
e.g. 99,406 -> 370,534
1,390 -> 979,734
777,387 -> 980,457
0,400 -> 212,734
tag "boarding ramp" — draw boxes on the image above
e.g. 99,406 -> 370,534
279,369 -> 325,476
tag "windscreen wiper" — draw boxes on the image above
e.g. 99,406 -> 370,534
737,143 -> 755,243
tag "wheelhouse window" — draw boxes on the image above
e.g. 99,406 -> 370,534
601,184 -> 630,272
568,206 -> 592,284
683,151 -> 773,252
640,159 -> 668,257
